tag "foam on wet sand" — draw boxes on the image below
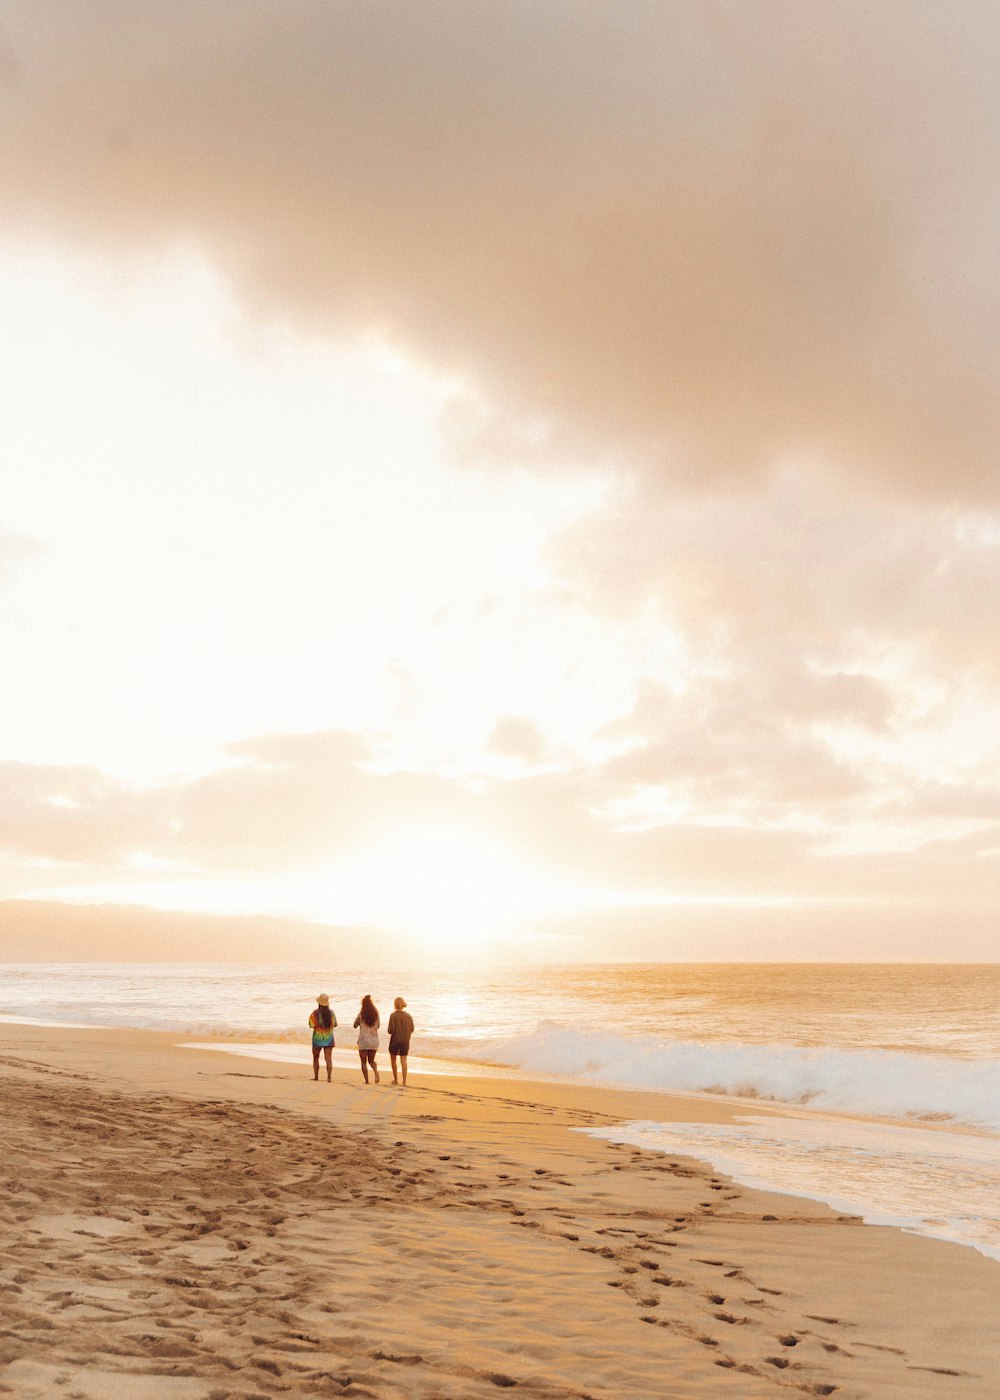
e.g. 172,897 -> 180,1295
1,1023 -> 998,1400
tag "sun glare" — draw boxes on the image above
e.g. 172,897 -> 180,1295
305,829 -> 581,952
27,826 -> 606,954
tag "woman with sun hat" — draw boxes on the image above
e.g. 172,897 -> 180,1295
309,993 -> 337,1081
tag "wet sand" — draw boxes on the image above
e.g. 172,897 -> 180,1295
1,1022 -> 998,1399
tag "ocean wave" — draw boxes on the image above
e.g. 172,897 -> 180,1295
455,1022 -> 1000,1133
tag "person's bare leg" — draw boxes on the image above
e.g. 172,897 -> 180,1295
312,1047 -> 320,1081
359,1049 -> 369,1083
390,1052 -> 398,1084
323,1046 -> 332,1082
371,1052 -> 380,1084
400,1053 -> 408,1086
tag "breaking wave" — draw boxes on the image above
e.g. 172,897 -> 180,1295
458,1022 -> 1000,1133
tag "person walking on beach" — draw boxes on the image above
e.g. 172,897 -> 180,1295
387,996 -> 415,1086
353,994 -> 380,1084
309,993 -> 337,1082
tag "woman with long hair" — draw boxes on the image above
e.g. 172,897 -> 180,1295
308,993 -> 337,1082
353,994 -> 380,1084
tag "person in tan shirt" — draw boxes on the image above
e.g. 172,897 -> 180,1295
387,997 -> 415,1086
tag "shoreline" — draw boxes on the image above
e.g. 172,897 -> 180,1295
3,1022 -> 999,1398
7,1011 -> 997,1136
4,1013 -> 999,1261
190,1037 -> 1000,1266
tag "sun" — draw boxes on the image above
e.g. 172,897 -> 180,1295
32,826 -> 600,956
304,828 -> 581,952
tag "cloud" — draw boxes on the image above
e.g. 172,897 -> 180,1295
557,470 -> 1000,751
600,688 -> 875,809
486,716 -> 546,765
0,759 -> 160,865
2,720 -> 1000,944
887,782 -> 1000,823
0,527 -> 40,588
560,470 -> 1000,642
1,3 -> 998,499
543,469 -> 1000,873
0,733 -> 478,876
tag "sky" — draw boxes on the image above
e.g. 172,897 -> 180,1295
1,2 -> 999,962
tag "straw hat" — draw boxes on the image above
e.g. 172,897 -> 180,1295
317,993 -> 329,1005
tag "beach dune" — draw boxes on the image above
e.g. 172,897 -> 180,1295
1,1023 -> 997,1399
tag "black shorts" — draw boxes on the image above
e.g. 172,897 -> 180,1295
388,1041 -> 410,1057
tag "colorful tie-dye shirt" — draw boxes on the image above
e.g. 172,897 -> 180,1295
309,1011 -> 335,1048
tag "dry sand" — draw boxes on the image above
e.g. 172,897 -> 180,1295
1,1022 -> 998,1400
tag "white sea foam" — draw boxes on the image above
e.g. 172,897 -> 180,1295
584,1116 -> 1000,1263
462,1023 -> 1000,1133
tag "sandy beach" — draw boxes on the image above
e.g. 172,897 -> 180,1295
1,1022 -> 998,1400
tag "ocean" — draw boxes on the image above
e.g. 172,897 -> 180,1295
2,960 -> 998,1262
